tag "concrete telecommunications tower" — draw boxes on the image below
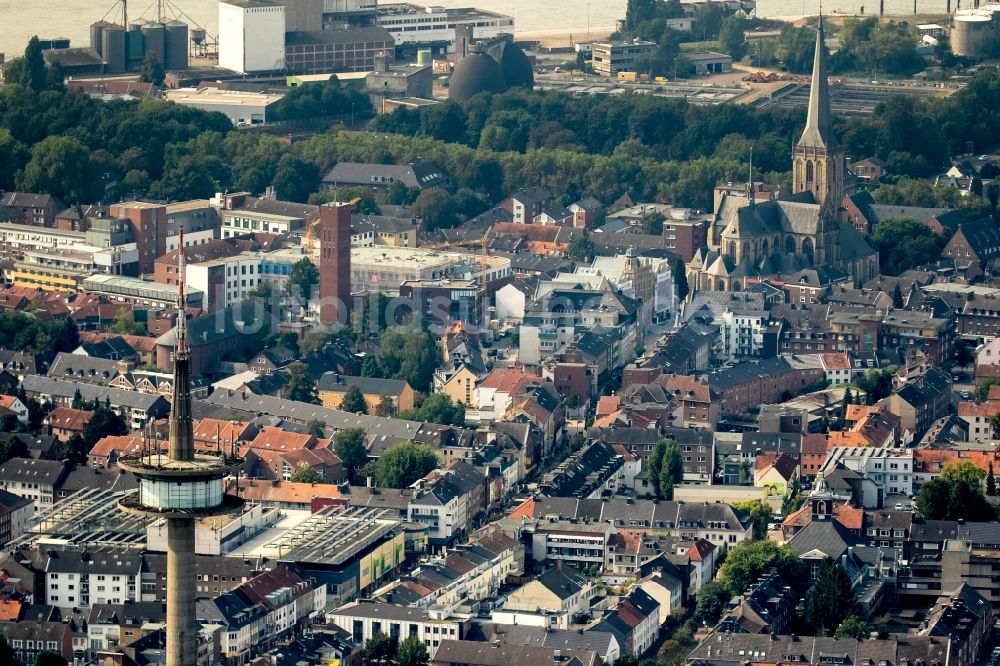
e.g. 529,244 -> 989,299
118,229 -> 244,666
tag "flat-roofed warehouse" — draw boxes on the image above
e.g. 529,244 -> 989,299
162,87 -> 285,126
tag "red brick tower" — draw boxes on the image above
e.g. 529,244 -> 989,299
319,202 -> 352,325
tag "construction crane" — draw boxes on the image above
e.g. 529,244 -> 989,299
304,197 -> 362,253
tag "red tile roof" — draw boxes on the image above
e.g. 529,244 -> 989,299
46,407 -> 93,432
507,497 -> 535,520
821,352 -> 851,371
478,369 -> 538,394
658,374 -> 712,403
958,401 -> 1000,418
596,396 -> 621,416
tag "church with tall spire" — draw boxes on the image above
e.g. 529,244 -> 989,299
686,16 -> 879,293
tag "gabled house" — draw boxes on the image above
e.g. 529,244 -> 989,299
942,218 -> 1000,280
248,344 -> 297,374
44,406 -> 92,442
317,373 -> 416,414
505,566 -> 594,616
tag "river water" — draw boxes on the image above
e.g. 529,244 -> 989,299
0,0 -> 954,63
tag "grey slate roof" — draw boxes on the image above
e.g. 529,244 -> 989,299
788,519 -> 864,559
48,352 -> 120,382
322,160 -> 447,190
316,372 -> 409,396
21,375 -> 169,411
0,458 -> 69,487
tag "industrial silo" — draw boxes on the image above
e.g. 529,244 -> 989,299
102,23 -> 127,73
90,20 -> 108,56
952,11 -> 992,57
140,20 -> 166,67
127,22 -> 145,69
164,20 -> 189,70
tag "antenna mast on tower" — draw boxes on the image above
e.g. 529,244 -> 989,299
176,227 -> 188,357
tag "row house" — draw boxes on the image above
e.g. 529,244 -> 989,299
540,441 -> 625,499
656,374 -> 719,429
590,587 -> 661,655
201,566 -> 326,663
958,400 -> 1000,443
505,566 -> 595,617
881,309 -> 955,365
821,447 -> 915,506
394,531 -> 519,612
20,375 -> 170,430
707,357 -> 826,416
521,497 -> 752,552
328,602 -> 467,656
882,367 -> 953,438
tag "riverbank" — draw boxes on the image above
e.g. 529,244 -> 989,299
515,27 -> 616,48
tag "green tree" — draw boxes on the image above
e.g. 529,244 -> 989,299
732,499 -> 773,541
941,459 -> 986,488
916,460 -> 996,521
776,23 -> 816,73
624,0 -> 656,33
976,378 -> 1000,402
139,51 -> 165,86
374,327 -> 440,393
988,461 -> 997,497
410,189 -> 458,231
868,217 -> 945,276
340,384 -> 369,414
0,435 -> 29,465
640,211 -> 665,235
290,464 -> 325,484
285,257 -> 320,299
695,0 -> 724,40
673,258 -> 689,301
694,580 -> 731,625
34,651 -> 68,666
376,394 -> 397,418
334,427 -> 369,484
273,153 -> 320,203
17,135 -> 99,203
57,434 -> 87,465
0,636 -> 14,666
565,235 -> 595,263
285,361 -> 320,404
892,283 -> 904,309
986,182 -> 999,212
718,540 -> 804,596
855,367 -> 897,403
108,308 -> 146,336
306,419 -> 326,438
83,405 -> 128,450
374,441 -> 439,488
803,560 -> 856,636
738,459 -> 752,485
395,636 -> 429,666
398,393 -> 465,426
718,15 -> 748,60
363,633 -> 398,666
658,438 -> 683,499
836,615 -> 870,641
20,36 -> 47,93
782,470 -> 805,516
843,386 -> 854,411
299,330 -> 329,357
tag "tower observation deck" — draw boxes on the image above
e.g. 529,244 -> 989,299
118,228 -> 244,666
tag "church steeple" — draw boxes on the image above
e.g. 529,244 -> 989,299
797,14 -> 831,150
792,13 -> 844,219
